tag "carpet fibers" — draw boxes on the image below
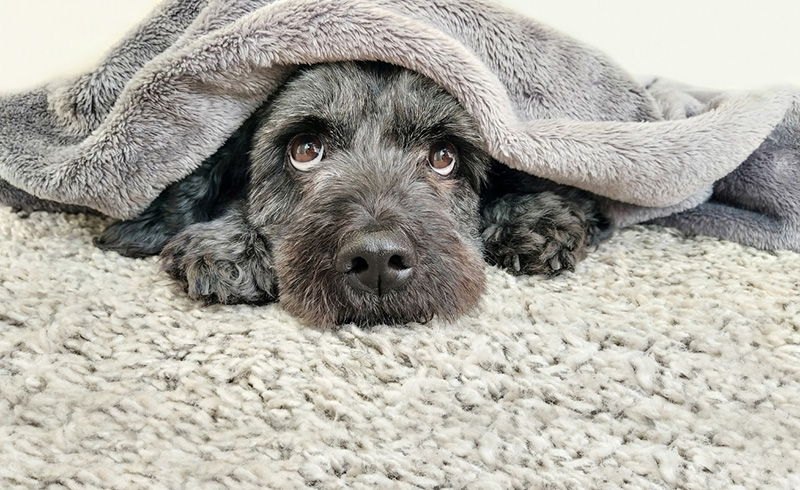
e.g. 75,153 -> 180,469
1,207 -> 799,489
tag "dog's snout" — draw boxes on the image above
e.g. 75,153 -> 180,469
335,231 -> 416,296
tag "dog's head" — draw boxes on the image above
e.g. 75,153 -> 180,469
246,62 -> 490,326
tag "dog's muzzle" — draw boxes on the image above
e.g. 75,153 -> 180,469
334,230 -> 417,296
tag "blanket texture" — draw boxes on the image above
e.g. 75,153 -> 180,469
1,208 -> 799,489
0,0 -> 798,250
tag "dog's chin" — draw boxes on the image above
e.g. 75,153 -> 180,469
278,275 -> 486,328
275,247 -> 486,328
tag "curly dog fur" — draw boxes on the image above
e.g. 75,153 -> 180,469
95,62 -> 613,326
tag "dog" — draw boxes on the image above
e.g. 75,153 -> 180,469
95,62 -> 612,326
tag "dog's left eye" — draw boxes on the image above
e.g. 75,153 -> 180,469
289,133 -> 325,171
428,141 -> 457,176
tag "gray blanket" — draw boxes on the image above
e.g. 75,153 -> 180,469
1,0 -> 798,251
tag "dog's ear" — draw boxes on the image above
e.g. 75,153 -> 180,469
95,117 -> 257,258
94,205 -> 179,258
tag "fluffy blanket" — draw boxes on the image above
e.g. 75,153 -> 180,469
0,0 -> 798,250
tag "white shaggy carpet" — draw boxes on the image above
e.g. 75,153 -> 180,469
1,207 -> 799,489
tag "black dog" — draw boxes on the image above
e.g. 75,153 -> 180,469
96,62 -> 612,326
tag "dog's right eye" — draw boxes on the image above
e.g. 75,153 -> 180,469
428,141 -> 457,176
289,134 -> 325,171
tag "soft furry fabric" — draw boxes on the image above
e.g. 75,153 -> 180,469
1,207 -> 798,488
0,0 -> 798,250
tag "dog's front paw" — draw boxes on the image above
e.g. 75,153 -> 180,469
481,193 -> 590,276
160,215 -> 276,305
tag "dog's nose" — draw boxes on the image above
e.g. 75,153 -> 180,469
335,231 -> 417,296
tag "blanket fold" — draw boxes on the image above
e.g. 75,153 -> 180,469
1,0 -> 798,251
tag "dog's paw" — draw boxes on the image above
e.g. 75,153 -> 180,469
160,218 -> 276,305
481,193 -> 590,276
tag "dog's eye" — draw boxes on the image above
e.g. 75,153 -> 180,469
289,133 -> 324,170
428,141 -> 457,176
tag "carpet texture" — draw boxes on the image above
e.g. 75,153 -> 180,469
1,207 -> 798,489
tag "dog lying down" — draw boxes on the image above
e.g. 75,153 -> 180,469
96,62 -> 613,326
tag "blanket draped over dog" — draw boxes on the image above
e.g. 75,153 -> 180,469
1,0 -> 798,251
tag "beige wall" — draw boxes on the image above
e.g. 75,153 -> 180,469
494,0 -> 800,89
0,0 -> 162,92
0,0 -> 798,93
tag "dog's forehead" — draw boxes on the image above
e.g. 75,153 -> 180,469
274,62 -> 472,138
